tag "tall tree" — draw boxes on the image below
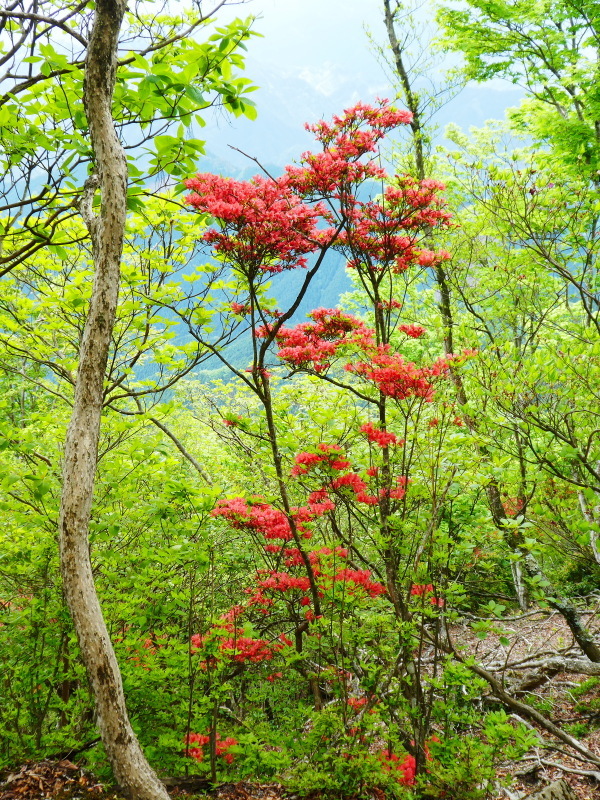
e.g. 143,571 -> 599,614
435,0 -> 600,608
57,3 -> 171,798
382,0 -> 600,648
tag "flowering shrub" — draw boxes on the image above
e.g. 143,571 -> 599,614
180,101 -> 528,797
185,732 -> 238,764
360,421 -> 402,447
379,750 -> 417,786
410,583 -> 444,606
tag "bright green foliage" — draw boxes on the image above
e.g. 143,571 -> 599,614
435,122 -> 600,588
0,1 -> 258,275
0,2 -> 258,753
1,2 -> 599,795
0,356 -> 227,766
436,0 -> 600,176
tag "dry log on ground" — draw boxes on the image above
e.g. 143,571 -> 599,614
525,778 -> 577,800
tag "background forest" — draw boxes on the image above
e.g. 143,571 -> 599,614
1,1 -> 600,800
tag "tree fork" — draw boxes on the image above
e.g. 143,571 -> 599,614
58,1 -> 170,798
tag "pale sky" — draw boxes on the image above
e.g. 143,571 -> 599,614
200,0 -> 522,171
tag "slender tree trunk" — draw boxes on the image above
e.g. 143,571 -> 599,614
510,560 -> 529,612
58,2 -> 170,798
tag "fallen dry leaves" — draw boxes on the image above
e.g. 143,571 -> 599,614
0,760 -> 122,800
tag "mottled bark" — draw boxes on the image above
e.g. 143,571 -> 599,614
57,2 -> 170,798
528,780 -> 577,800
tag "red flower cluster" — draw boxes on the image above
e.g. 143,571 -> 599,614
191,620 -> 293,665
221,412 -> 246,428
284,100 -> 412,196
212,497 -> 320,541
347,349 -> 451,400
411,583 -> 434,596
417,247 -> 451,266
291,442 -> 351,476
335,178 -> 451,273
378,298 -> 403,310
185,732 -> 238,764
378,475 -> 409,502
306,101 -> 413,147
185,102 -> 423,283
410,583 -> 444,606
266,672 -> 283,682
360,421 -> 401,447
271,308 -> 374,373
379,735 -> 441,786
257,572 -> 311,593
271,311 -> 451,403
332,568 -> 387,597
218,636 -> 283,663
307,489 -> 336,514
184,173 -> 330,274
346,696 -> 368,711
399,323 -> 426,339
280,545 -> 349,568
380,752 -> 417,786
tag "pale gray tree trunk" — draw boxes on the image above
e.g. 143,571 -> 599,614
528,779 -> 577,800
58,2 -> 171,798
510,559 -> 529,612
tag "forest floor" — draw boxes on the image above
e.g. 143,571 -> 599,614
445,609 -> 600,799
2,611 -> 600,800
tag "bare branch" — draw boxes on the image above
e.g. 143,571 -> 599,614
149,416 -> 213,485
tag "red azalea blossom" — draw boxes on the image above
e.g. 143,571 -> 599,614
347,348 -> 450,400
257,571 -> 311,593
184,173 -> 328,274
337,178 -> 451,273
347,696 -> 368,711
273,308 -> 375,373
380,752 -> 417,786
411,583 -> 434,596
212,497 -> 322,541
266,672 -> 283,682
410,583 -> 444,606
221,413 -> 246,428
284,101 -> 413,196
333,568 -> 387,597
331,471 -> 368,494
291,442 -> 352,475
185,733 -> 238,764
417,248 -> 451,267
377,298 -> 403,310
193,620 -> 293,665
399,323 -> 426,338
360,421 -> 401,447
